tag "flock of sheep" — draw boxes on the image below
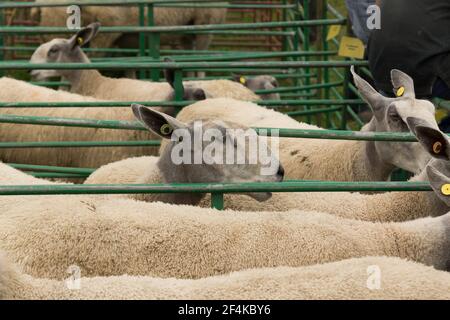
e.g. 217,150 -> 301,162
0,12 -> 449,300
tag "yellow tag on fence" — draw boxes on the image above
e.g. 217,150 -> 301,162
327,25 -> 342,41
338,36 -> 365,59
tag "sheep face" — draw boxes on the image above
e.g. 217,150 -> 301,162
234,75 -> 280,100
412,125 -> 450,207
352,67 -> 438,175
132,104 -> 284,202
30,23 -> 100,81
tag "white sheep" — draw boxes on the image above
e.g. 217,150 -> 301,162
1,158 -> 450,279
1,179 -> 449,280
1,255 -> 449,300
85,105 -> 448,223
31,0 -> 227,57
30,24 -> 261,103
85,104 -> 283,204
171,68 -> 439,181
0,77 -> 204,168
232,74 -> 281,100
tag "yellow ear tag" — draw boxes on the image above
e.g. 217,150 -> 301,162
160,124 -> 173,136
433,141 -> 443,154
239,77 -> 246,85
441,184 -> 450,196
77,37 -> 84,46
396,86 -> 405,97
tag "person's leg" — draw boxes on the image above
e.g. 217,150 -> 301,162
345,0 -> 376,44
432,78 -> 450,100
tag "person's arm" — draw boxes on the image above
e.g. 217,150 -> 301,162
376,0 -> 382,6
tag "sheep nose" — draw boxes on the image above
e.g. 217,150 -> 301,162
277,165 -> 285,181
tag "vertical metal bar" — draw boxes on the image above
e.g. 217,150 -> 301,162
211,193 -> 224,210
174,69 -> 184,114
147,3 -> 160,81
322,0 -> 331,128
303,0 -> 312,124
341,62 -> 351,130
138,4 -> 146,79
0,8 -> 5,77
282,0 -> 289,53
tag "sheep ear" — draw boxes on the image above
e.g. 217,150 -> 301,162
132,104 -> 187,139
350,66 -> 391,119
412,125 -> 450,160
69,22 -> 101,49
232,73 -> 248,86
163,58 -> 176,88
426,165 -> 450,207
391,69 -> 415,99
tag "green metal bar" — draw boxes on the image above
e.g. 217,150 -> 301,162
0,1 -> 296,9
0,99 -> 365,108
434,98 -> 450,110
26,172 -> 89,179
0,140 -> 161,148
211,192 -> 224,210
0,100 -> 196,108
138,4 -> 147,79
0,9 -> 4,77
8,163 -> 95,175
147,3 -> 160,81
254,81 -> 342,95
0,181 -> 433,197
286,106 -> 343,117
0,60 -> 369,70
0,114 -> 146,130
0,19 -> 347,35
0,113 -> 443,142
322,0 -> 331,128
174,69 -> 184,113
302,0 -> 312,124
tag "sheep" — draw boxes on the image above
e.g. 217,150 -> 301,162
0,77 -> 205,168
1,164 -> 450,280
1,255 -> 449,300
233,74 -> 281,100
31,0 -> 227,57
2,133 -> 450,280
85,118 -> 450,222
30,24 -> 260,102
86,104 -> 284,205
171,68 -> 439,182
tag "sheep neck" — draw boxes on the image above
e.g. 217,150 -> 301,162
133,156 -> 205,206
389,213 -> 450,270
359,120 -> 395,181
59,50 -> 103,95
158,165 -> 205,206
64,68 -> 103,95
363,188 -> 449,222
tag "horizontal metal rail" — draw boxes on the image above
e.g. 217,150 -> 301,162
0,99 -> 365,108
0,113 -> 447,142
0,20 -> 346,35
0,140 -> 161,148
0,0 -> 296,9
0,60 -> 369,70
8,163 -> 95,175
0,181 -> 433,196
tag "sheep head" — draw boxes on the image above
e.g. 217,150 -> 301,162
351,66 -> 439,175
30,23 -> 100,80
132,104 -> 284,203
233,74 -> 280,100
